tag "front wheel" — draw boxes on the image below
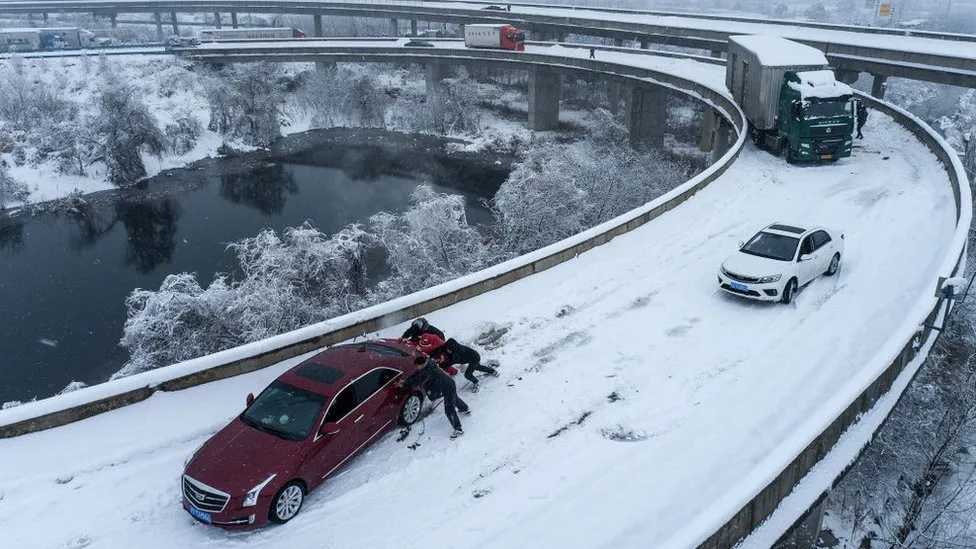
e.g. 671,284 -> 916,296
825,253 -> 841,276
269,481 -> 305,524
398,392 -> 424,426
781,278 -> 798,304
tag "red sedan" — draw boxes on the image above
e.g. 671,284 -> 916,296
181,339 -> 427,528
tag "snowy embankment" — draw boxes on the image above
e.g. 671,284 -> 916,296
0,111 -> 956,549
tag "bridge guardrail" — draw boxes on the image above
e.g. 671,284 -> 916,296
0,52 -> 746,438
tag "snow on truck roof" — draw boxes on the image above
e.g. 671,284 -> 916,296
729,35 -> 828,66
789,69 -> 853,99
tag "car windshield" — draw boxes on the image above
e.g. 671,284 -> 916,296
240,381 -> 327,441
804,99 -> 851,119
740,231 -> 800,261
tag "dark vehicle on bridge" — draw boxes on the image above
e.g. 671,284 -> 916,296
481,5 -> 508,10
181,339 -> 427,528
404,39 -> 435,47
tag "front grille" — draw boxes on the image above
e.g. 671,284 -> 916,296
812,138 -> 845,154
809,124 -> 846,139
183,475 -> 230,513
721,284 -> 761,297
723,269 -> 760,284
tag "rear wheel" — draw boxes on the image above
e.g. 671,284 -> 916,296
398,392 -> 424,426
269,482 -> 304,524
781,278 -> 798,304
825,253 -> 841,276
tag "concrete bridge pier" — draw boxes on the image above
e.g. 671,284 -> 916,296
528,67 -> 562,131
425,61 -> 452,92
314,15 -> 323,37
608,80 -> 621,115
556,31 -> 567,42
213,12 -> 222,29
613,38 -> 623,47
699,109 -> 719,152
43,13 -> 48,22
639,37 -> 650,49
170,12 -> 179,35
834,68 -> 859,84
154,12 -> 164,41
390,18 -> 398,37
711,118 -> 731,162
110,13 -> 117,28
411,20 -> 418,36
871,73 -> 888,99
710,50 -> 723,59
231,13 -> 238,29
629,86 -> 667,149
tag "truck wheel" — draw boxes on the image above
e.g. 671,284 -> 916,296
785,145 -> 797,164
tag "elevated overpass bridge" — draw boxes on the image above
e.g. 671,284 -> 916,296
1,0 -> 976,90
0,6 -> 972,549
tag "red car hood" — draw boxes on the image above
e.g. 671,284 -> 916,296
185,418 -> 305,495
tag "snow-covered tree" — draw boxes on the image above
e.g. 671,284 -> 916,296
164,109 -> 202,155
93,82 -> 165,186
939,89 -> 976,152
206,62 -> 286,146
371,185 -> 488,294
0,163 -> 28,209
344,74 -> 388,128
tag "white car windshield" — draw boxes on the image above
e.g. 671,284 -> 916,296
740,232 -> 799,262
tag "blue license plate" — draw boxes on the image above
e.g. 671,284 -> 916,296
730,282 -> 748,291
189,505 -> 212,523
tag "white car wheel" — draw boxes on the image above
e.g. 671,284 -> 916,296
270,482 -> 304,523
781,278 -> 798,304
825,253 -> 841,276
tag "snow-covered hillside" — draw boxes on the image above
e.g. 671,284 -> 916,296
0,109 -> 955,549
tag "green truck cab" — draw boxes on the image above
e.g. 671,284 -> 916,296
726,35 -> 856,163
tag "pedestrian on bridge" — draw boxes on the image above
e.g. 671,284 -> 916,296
856,102 -> 868,139
589,47 -> 595,59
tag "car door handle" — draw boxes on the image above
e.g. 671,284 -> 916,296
354,414 -> 365,424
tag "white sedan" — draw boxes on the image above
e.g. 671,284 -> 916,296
717,223 -> 844,304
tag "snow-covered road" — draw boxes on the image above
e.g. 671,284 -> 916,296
0,110 -> 955,548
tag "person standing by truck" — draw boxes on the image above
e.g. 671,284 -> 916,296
856,102 -> 868,139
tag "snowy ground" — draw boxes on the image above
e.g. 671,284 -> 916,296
0,109 -> 956,548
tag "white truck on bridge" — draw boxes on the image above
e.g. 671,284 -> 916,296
726,35 -> 856,163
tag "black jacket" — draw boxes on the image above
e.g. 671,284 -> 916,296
433,338 -> 480,365
401,323 -> 445,342
405,358 -> 456,400
856,104 -> 868,124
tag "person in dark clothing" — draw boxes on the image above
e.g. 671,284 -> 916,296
856,102 -> 868,139
589,47 -> 595,59
506,4 -> 511,11
431,338 -> 498,393
402,356 -> 469,438
400,317 -> 445,342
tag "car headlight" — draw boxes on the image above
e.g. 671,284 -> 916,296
756,274 -> 782,284
242,474 -> 277,508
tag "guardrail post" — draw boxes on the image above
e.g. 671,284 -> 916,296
170,12 -> 179,35
629,86 -> 667,149
231,12 -> 238,29
390,18 -> 398,37
154,12 -> 164,41
314,15 -> 323,37
528,67 -> 561,131
411,20 -> 418,37
871,73 -> 888,98
213,12 -> 222,29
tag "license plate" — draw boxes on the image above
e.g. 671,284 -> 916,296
820,154 -> 832,159
730,282 -> 748,291
189,505 -> 212,523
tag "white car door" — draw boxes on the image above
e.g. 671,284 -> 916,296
796,235 -> 819,284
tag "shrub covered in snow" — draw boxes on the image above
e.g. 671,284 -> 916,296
164,110 -> 203,156
0,163 -> 29,209
93,82 -> 165,186
205,62 -> 286,147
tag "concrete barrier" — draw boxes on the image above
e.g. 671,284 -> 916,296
0,54 -> 746,438
695,92 -> 971,549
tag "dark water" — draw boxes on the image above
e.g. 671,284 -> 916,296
0,129 -> 508,403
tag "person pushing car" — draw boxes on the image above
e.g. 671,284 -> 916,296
400,356 -> 469,439
401,317 -> 445,342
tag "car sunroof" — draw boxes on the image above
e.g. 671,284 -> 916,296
768,224 -> 806,234
294,362 -> 344,384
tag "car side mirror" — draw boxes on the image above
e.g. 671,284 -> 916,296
799,254 -> 813,262
246,393 -> 254,406
320,422 -> 340,436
